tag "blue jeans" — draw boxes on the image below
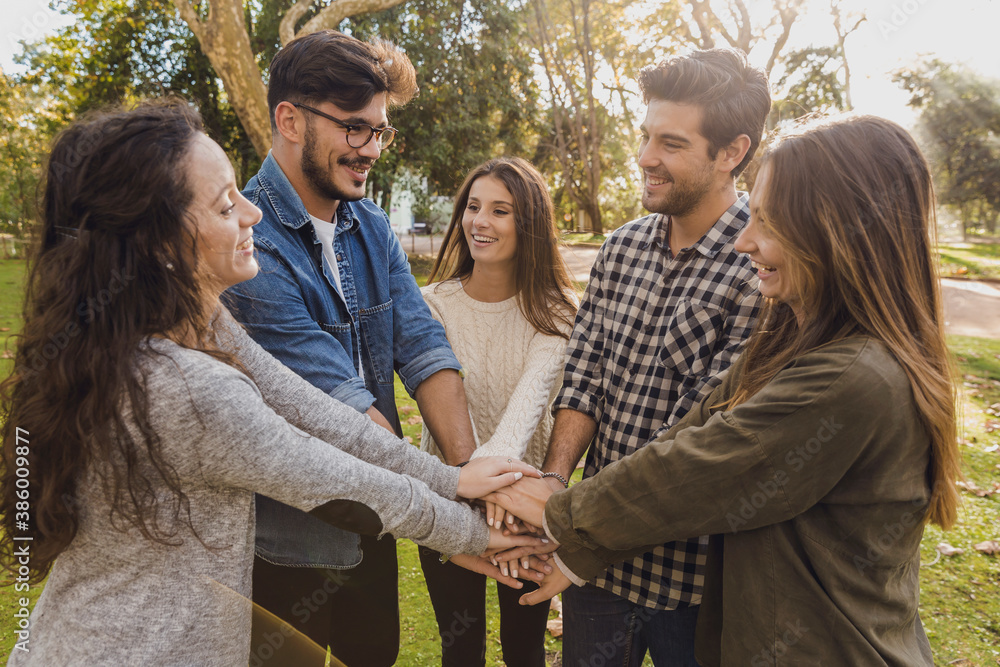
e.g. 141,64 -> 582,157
562,584 -> 700,667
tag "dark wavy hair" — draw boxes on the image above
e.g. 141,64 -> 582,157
0,98 -> 246,582
638,48 -> 771,178
267,29 -> 418,126
428,157 -> 576,339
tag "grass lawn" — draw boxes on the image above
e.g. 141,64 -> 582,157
0,255 -> 998,665
938,241 -> 1000,280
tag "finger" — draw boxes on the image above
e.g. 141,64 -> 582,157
494,506 -> 506,529
508,558 -> 519,579
485,501 -> 496,528
519,585 -> 556,606
475,471 -> 526,497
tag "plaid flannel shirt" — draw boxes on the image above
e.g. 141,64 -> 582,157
553,195 -> 760,609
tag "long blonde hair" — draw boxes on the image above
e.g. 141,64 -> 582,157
730,115 -> 960,529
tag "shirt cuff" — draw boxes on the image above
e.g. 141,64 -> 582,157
543,513 -> 588,586
328,376 -> 376,414
552,552 -> 589,587
398,347 -> 462,396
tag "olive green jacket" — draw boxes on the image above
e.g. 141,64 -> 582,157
547,338 -> 934,666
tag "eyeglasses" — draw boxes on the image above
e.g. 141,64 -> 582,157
291,102 -> 397,150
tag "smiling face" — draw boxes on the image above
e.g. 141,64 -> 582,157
735,163 -> 803,322
298,93 -> 388,206
183,133 -> 262,295
637,99 -> 720,218
461,175 -> 518,273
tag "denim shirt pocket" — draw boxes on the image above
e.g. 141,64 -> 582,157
359,299 -> 394,385
659,299 -> 725,377
319,320 -> 354,352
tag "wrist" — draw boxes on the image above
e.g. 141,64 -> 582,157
541,471 -> 569,488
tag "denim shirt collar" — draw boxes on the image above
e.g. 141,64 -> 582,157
255,152 -> 360,235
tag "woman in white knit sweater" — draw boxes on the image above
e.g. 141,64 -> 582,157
419,157 -> 578,666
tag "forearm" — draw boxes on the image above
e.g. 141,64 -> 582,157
541,408 -> 597,479
415,369 -> 476,465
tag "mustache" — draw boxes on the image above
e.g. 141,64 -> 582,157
338,157 -> 375,170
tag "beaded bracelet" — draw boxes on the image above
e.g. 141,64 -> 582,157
541,471 -> 569,488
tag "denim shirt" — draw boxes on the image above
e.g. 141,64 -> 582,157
224,153 -> 461,568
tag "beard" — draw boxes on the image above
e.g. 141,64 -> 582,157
301,121 -> 374,203
642,160 -> 716,218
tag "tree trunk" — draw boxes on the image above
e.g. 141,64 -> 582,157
175,0 -> 271,158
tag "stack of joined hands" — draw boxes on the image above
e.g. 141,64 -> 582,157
454,456 -> 572,606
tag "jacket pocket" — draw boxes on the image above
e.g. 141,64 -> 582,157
658,299 -> 725,377
319,321 -> 354,364
360,299 -> 394,385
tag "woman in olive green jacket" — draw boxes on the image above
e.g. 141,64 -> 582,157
487,115 -> 959,666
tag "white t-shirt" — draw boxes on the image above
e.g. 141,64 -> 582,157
310,214 -> 345,297
310,213 -> 363,383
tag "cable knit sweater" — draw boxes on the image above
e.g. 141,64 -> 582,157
10,318 -> 488,667
420,280 -> 571,468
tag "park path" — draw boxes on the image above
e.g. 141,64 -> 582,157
403,235 -> 1000,340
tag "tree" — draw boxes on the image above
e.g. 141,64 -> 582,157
345,0 -> 540,208
17,0 -> 259,181
526,0 -> 660,233
678,0 -> 804,76
896,61 -> 1000,238
0,73 -> 48,245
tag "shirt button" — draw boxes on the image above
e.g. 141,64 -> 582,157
644,324 -> 654,333
336,254 -> 342,261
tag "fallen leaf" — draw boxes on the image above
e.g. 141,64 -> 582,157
936,542 -> 965,557
0,351 -> 12,359
405,415 -> 423,425
0,327 -> 9,332
403,436 -> 413,444
986,419 -> 1000,434
947,659 -> 974,666
956,480 -> 997,497
987,403 -> 1000,416
546,617 -> 563,637
973,540 -> 1000,556
398,405 -> 415,415
985,445 -> 999,453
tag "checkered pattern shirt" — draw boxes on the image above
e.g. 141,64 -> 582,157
553,195 -> 760,609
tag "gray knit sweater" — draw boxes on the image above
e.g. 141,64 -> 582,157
10,322 -> 489,666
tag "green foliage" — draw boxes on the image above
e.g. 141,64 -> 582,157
768,46 -> 846,129
0,76 -> 47,239
344,0 -> 541,205
896,60 -> 1000,239
938,242 -> 1000,280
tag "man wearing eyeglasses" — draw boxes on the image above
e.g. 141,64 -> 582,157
224,30 -> 480,666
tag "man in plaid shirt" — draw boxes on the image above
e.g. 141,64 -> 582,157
538,49 -> 771,665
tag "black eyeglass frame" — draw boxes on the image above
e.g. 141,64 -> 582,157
291,102 -> 397,150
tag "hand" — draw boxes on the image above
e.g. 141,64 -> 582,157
491,553 -> 553,581
457,456 -> 540,500
485,500 -> 506,530
519,566 -> 572,606
485,523 -> 548,553
449,553 -> 527,589
483,476 -> 555,529
488,539 -> 559,568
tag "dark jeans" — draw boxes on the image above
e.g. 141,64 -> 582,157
419,546 -> 550,667
249,534 -> 399,667
562,583 -> 699,667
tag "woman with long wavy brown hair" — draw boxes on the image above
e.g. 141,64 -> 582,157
0,100 -> 543,665
419,158 -> 577,666
486,115 -> 960,665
